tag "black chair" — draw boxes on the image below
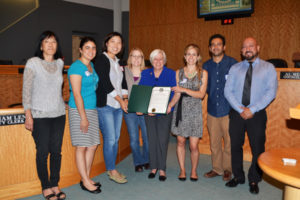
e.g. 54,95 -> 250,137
145,59 -> 152,67
267,58 -> 288,68
8,103 -> 23,108
292,52 -> 300,68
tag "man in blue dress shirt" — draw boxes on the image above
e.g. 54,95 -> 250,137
224,37 -> 278,194
203,34 -> 237,182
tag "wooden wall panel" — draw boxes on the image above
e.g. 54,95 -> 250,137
129,0 -> 300,68
130,0 -> 300,160
0,66 -> 70,109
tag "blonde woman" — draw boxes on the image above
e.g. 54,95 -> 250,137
124,48 -> 149,172
168,44 -> 208,182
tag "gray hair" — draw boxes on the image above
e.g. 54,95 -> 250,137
149,49 -> 167,65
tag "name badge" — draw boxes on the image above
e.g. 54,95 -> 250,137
180,78 -> 187,84
85,71 -> 91,76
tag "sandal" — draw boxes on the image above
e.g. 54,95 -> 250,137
44,193 -> 57,200
56,191 -> 66,200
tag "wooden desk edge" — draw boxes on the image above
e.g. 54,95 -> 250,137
258,152 -> 300,188
0,108 -> 24,115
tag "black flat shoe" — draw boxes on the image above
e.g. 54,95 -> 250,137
80,183 -> 101,194
190,177 -> 198,182
249,182 -> 259,194
94,182 -> 102,187
225,178 -> 245,187
159,175 -> 167,181
148,170 -> 157,179
80,180 -> 101,188
135,165 -> 143,172
178,177 -> 186,181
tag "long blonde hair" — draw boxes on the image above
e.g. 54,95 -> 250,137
127,48 -> 146,70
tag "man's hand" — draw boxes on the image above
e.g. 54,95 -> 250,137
240,107 -> 254,120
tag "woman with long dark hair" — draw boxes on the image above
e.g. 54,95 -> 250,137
23,30 -> 66,200
68,37 -> 101,194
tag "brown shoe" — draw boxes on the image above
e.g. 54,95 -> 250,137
223,170 -> 232,181
204,170 -> 220,178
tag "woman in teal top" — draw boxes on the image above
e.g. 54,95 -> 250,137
68,37 -> 101,194
68,59 -> 98,109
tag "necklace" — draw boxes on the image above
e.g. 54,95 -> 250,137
186,71 -> 197,79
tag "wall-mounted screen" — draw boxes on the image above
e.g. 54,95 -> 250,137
197,0 -> 254,20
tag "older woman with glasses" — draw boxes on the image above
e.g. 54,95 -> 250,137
139,49 -> 176,181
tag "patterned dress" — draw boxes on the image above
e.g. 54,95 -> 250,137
171,68 -> 203,138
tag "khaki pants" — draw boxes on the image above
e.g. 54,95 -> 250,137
207,114 -> 232,175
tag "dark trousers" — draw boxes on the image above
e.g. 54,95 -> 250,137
32,115 -> 66,189
229,109 -> 266,183
144,113 -> 172,171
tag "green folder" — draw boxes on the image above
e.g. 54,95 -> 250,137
128,85 -> 171,114
128,85 -> 153,114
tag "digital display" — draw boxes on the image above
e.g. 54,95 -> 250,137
198,0 -> 253,19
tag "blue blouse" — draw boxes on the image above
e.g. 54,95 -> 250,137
139,66 -> 176,101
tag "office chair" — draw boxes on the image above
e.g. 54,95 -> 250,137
292,52 -> 300,68
267,58 -> 288,68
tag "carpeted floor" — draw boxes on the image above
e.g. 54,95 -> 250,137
19,136 -> 283,200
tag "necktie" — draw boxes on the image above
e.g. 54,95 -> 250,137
242,62 -> 253,106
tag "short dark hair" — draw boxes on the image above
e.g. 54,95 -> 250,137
209,34 -> 226,46
80,36 -> 96,49
34,30 -> 63,60
102,32 -> 124,59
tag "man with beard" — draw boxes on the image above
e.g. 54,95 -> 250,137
203,34 -> 237,182
224,37 -> 278,194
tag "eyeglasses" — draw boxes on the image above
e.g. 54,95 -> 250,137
185,53 -> 198,57
130,55 -> 143,59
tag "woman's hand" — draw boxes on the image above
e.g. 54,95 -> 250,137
120,99 -> 128,113
167,105 -> 172,114
148,113 -> 156,116
80,118 -> 89,133
25,117 -> 33,131
172,86 -> 186,93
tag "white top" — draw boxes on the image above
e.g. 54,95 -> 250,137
104,52 -> 128,108
22,57 -> 66,118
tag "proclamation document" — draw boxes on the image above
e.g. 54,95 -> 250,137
148,87 -> 171,114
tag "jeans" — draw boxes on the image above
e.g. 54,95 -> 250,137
32,115 -> 66,189
97,106 -> 123,170
124,113 -> 149,166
